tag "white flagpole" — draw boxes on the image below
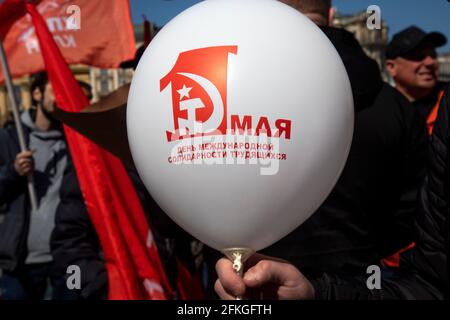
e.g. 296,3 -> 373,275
0,40 -> 39,212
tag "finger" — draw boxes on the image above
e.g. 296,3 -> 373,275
17,156 -> 33,164
247,253 -> 289,266
215,258 -> 246,297
20,165 -> 33,174
20,159 -> 34,167
21,163 -> 33,171
214,279 -> 236,300
243,260 -> 300,288
18,159 -> 33,167
18,151 -> 35,158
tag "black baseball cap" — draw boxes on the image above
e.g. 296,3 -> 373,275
386,26 -> 447,59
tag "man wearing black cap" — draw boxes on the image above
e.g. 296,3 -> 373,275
386,26 -> 448,134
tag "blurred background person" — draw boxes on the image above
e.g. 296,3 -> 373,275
386,26 -> 448,134
215,82 -> 450,301
49,47 -> 205,300
50,160 -> 205,299
0,72 -> 80,299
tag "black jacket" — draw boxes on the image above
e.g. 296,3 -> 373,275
0,124 -> 31,271
413,81 -> 448,120
261,27 -> 428,277
313,83 -> 450,300
49,161 -> 108,299
50,160 -> 202,299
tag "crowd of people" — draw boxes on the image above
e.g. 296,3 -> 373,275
215,0 -> 449,300
0,71 -> 203,299
0,0 -> 449,300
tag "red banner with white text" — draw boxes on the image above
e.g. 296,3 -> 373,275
0,0 -> 135,82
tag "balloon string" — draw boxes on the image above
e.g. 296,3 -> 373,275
232,252 -> 244,300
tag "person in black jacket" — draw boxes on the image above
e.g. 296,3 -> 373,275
204,0 -> 428,297
50,160 -> 204,299
214,82 -> 450,301
385,26 -> 448,133
262,25 -> 427,277
48,47 -> 205,300
215,0 -> 428,279
49,161 -> 108,299
0,72 -> 74,299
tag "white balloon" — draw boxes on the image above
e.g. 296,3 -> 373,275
127,0 -> 354,252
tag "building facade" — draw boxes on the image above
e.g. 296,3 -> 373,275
0,23 -> 145,126
439,53 -> 450,82
333,10 -> 389,79
333,10 -> 449,83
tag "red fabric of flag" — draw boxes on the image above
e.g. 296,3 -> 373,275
26,2 -> 174,300
1,0 -> 135,82
0,0 -> 26,40
0,0 -> 40,40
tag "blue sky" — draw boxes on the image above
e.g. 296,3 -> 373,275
130,0 -> 450,53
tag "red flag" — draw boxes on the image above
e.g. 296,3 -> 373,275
160,46 -> 238,142
0,0 -> 27,40
176,259 -> 205,300
0,0 -> 41,40
26,3 -> 174,300
1,0 -> 135,82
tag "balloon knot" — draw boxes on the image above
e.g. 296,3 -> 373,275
232,252 -> 243,274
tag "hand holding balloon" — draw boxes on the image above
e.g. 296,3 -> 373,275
127,0 -> 354,286
215,254 -> 315,300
